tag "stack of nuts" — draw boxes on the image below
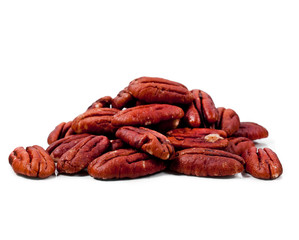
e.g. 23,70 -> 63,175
8,77 -> 283,180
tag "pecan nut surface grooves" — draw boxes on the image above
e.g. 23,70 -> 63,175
116,126 -> 175,160
9,145 -> 55,178
232,122 -> 268,140
128,77 -> 194,105
87,96 -> 112,110
57,135 -> 110,174
88,149 -> 167,179
225,137 -> 255,156
242,147 -> 282,180
184,89 -> 219,128
214,107 -> 240,136
111,104 -> 184,128
111,87 -> 136,109
169,148 -> 244,177
167,128 -> 228,149
72,108 -> 120,135
47,121 -> 75,145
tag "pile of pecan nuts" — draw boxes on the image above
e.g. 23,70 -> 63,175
9,77 -> 283,180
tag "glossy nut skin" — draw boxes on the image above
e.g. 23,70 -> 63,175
214,107 -> 240,136
169,148 -> 245,177
57,135 -> 110,174
9,145 -> 55,178
184,89 -> 219,128
111,104 -> 184,128
233,122 -> 268,140
242,147 -> 282,180
128,77 -> 193,105
225,137 -> 255,156
167,128 -> 228,149
72,108 -> 120,135
116,126 -> 175,160
111,87 -> 136,109
88,149 -> 167,179
47,121 -> 75,145
87,96 -> 112,110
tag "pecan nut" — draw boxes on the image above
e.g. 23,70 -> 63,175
47,121 -> 75,145
88,149 -> 166,179
111,87 -> 136,109
9,145 -> 55,178
87,96 -> 112,110
232,122 -> 268,140
169,148 -> 245,177
167,128 -> 228,149
128,77 -> 193,105
242,147 -> 282,179
116,126 -> 175,160
214,107 -> 240,136
109,139 -> 127,151
225,137 -> 255,156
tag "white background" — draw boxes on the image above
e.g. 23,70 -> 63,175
1,1 -> 298,239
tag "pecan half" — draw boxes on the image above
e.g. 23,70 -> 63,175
116,126 -> 175,160
72,108 -> 120,135
88,149 -> 166,179
9,145 -> 55,178
87,96 -> 112,110
167,128 -> 228,149
169,148 -> 244,177
214,107 -> 240,136
232,122 -> 268,140
225,137 -> 255,156
128,77 -> 193,105
57,135 -> 110,174
47,121 -> 75,145
109,139 -> 127,151
111,87 -> 136,109
242,147 -> 282,180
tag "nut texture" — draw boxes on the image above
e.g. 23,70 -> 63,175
214,107 -> 240,136
128,77 -> 193,105
111,87 -> 136,109
232,122 -> 268,140
167,128 -> 228,149
242,147 -> 282,180
169,148 -> 245,177
87,96 -> 112,110
47,121 -> 75,145
9,145 -> 55,178
109,139 -> 127,151
225,137 -> 255,156
116,126 -> 175,160
88,149 -> 166,179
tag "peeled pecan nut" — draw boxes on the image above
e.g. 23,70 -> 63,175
88,149 -> 166,179
111,104 -> 184,128
242,147 -> 282,180
184,89 -> 218,128
214,107 -> 240,136
169,148 -> 244,177
167,128 -> 228,149
87,96 -> 112,110
116,126 -> 175,160
111,87 -> 136,109
128,77 -> 193,105
47,121 -> 75,144
9,145 -> 55,178
57,135 -> 110,174
225,137 -> 255,156
72,108 -> 120,135
232,122 -> 268,140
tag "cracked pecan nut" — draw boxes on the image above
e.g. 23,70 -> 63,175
128,77 -> 193,105
232,122 -> 268,140
169,148 -> 245,177
184,89 -> 219,128
88,149 -> 166,179
242,147 -> 282,180
9,145 -> 55,178
214,107 -> 240,136
111,104 -> 184,129
47,121 -> 75,145
57,135 -> 110,174
167,128 -> 228,149
225,137 -> 255,156
111,87 -> 136,109
87,96 -> 112,110
72,108 -> 120,135
116,126 -> 175,160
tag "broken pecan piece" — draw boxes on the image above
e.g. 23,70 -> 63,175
225,137 -> 255,156
47,121 -> 75,145
111,87 -> 136,109
233,122 -> 268,140
87,96 -> 112,110
88,149 -> 166,179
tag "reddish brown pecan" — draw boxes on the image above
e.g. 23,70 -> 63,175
109,139 -> 127,151
9,145 -> 55,178
87,96 -> 112,110
169,148 -> 244,177
184,89 -> 219,128
47,121 -> 75,145
167,128 -> 228,149
128,77 -> 193,105
88,149 -> 166,179
214,107 -> 240,136
111,87 -> 136,109
225,137 -> 255,156
72,108 -> 120,135
111,104 -> 184,130
233,122 -> 268,140
57,135 -> 110,174
116,126 -> 175,160
242,147 -> 282,180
